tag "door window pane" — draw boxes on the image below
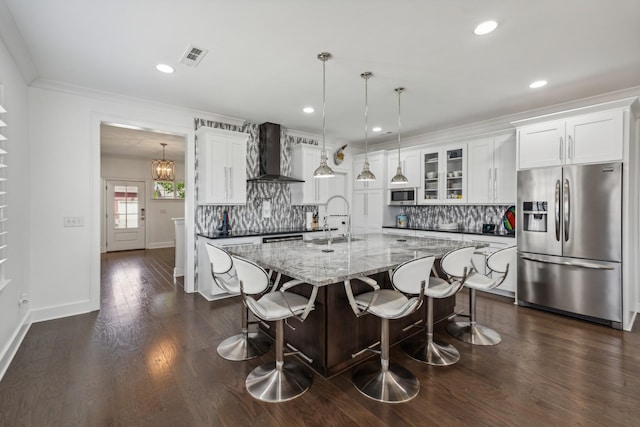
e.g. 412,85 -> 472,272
114,185 -> 139,229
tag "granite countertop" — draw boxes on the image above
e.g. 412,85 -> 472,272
383,225 -> 515,238
199,227 -> 333,239
226,233 -> 485,287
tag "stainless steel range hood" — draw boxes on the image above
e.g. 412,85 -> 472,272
247,122 -> 304,183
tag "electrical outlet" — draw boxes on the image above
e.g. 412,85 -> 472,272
63,216 -> 85,227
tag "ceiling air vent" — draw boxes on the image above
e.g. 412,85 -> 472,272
179,45 -> 208,67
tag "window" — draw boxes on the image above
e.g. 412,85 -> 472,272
113,186 -> 139,229
152,180 -> 185,200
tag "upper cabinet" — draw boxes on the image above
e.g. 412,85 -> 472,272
353,151 -> 386,190
387,148 -> 421,188
419,144 -> 467,204
517,109 -> 623,170
290,145 -> 329,205
467,133 -> 516,204
196,126 -> 249,205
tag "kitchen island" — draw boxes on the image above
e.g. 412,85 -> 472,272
227,233 -> 480,377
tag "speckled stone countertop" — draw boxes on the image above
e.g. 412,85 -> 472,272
226,233 -> 484,287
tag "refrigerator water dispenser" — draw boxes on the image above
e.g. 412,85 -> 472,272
523,201 -> 547,233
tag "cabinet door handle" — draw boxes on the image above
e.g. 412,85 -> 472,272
365,193 -> 368,216
568,135 -> 573,161
488,168 -> 492,201
493,168 -> 497,201
559,137 -> 563,161
228,167 -> 233,198
224,166 -> 228,199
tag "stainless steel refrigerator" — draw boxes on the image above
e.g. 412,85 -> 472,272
517,162 -> 622,329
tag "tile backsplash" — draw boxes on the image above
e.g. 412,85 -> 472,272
398,205 -> 514,233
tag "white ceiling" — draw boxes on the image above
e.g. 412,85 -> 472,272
5,0 -> 640,149
100,124 -> 185,162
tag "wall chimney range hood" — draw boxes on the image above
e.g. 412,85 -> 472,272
247,122 -> 304,183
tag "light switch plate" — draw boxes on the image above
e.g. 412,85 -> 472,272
262,201 -> 271,219
63,216 -> 84,227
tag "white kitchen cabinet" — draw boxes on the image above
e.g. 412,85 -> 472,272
462,234 -> 516,298
387,148 -> 421,188
517,109 -> 623,170
352,190 -> 383,234
197,235 -> 260,300
197,127 -> 249,205
290,145 -> 329,205
419,144 -> 467,204
467,133 -> 516,204
353,151 -> 386,190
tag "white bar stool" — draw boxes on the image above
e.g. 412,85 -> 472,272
233,255 -> 317,403
344,256 -> 432,403
402,246 -> 475,366
205,244 -> 272,361
447,246 -> 516,346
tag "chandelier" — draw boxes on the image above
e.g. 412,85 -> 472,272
151,143 -> 176,181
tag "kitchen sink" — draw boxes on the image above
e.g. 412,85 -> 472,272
307,237 -> 361,245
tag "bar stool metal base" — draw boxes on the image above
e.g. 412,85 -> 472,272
402,337 -> 460,366
352,360 -> 419,403
246,361 -> 312,402
216,332 -> 272,361
447,321 -> 501,346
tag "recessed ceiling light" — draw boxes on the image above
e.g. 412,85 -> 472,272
303,107 -> 314,114
372,127 -> 382,132
529,80 -> 548,89
474,20 -> 498,35
156,64 -> 174,74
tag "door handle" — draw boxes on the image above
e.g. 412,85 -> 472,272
140,208 -> 145,221
559,137 -> 563,162
568,135 -> 573,161
555,179 -> 561,242
493,168 -> 497,201
563,178 -> 570,242
519,254 -> 614,270
223,166 -> 228,199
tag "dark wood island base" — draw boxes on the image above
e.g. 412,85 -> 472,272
260,271 -> 455,378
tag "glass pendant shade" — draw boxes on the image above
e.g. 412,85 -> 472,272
390,87 -> 408,184
314,52 -> 335,179
356,72 -> 376,182
151,143 -> 176,181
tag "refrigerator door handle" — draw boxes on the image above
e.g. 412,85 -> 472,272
563,178 -> 570,242
519,255 -> 615,270
555,179 -> 561,241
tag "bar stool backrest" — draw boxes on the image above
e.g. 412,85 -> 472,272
441,246 -> 475,279
487,246 -> 516,274
232,255 -> 271,295
392,256 -> 435,295
205,243 -> 239,293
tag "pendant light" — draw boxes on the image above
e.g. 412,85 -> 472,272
151,142 -> 176,181
390,87 -> 409,184
356,72 -> 376,182
313,52 -> 335,178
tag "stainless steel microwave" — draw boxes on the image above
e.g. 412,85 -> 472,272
389,188 -> 418,205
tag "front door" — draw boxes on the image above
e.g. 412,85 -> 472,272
106,180 -> 146,251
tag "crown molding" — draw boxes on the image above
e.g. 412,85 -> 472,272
30,78 -> 246,127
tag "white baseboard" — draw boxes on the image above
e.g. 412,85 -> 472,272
148,241 -> 174,249
30,299 -> 98,323
173,267 -> 184,277
0,312 -> 31,381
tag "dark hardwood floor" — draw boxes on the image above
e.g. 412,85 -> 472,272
1,247 -> 640,426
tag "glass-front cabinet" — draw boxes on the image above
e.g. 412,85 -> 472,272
420,144 -> 467,203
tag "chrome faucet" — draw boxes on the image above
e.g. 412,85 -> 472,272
324,195 -> 351,244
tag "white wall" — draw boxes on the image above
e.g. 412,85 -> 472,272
0,36 -> 32,378
101,155 -> 185,250
27,82 -> 232,324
